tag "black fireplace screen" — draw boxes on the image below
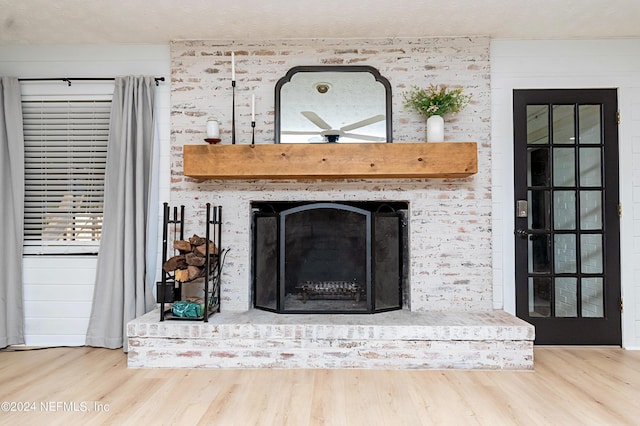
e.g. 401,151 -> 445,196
252,201 -> 406,313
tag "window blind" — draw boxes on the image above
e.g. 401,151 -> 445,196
22,99 -> 111,249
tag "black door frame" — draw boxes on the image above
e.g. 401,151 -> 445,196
513,88 -> 621,345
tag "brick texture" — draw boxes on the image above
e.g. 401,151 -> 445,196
169,37 -> 491,312
128,309 -> 533,370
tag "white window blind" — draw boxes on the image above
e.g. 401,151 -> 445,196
22,98 -> 111,252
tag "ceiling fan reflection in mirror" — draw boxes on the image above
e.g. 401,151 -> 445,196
281,111 -> 386,143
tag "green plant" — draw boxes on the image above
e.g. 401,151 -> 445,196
403,84 -> 471,118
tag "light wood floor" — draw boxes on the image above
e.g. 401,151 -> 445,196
0,346 -> 639,425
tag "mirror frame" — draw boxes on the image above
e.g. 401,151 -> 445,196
274,65 -> 393,143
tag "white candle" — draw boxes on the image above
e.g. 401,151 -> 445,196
206,117 -> 219,138
231,52 -> 235,81
251,94 -> 255,121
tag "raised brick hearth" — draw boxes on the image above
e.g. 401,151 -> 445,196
127,309 -> 534,370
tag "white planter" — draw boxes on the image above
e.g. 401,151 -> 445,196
426,115 -> 444,142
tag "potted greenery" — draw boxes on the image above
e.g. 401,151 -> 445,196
403,84 -> 471,142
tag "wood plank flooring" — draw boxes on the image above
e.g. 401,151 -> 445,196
0,346 -> 639,425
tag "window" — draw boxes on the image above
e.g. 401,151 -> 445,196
22,90 -> 112,254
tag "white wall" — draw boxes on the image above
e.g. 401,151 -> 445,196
22,256 -> 97,346
5,39 -> 639,347
0,45 -> 171,346
490,39 -> 640,349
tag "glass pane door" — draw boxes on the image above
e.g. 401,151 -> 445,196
527,104 -> 606,318
514,89 -> 620,345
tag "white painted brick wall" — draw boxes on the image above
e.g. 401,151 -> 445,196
169,37 -> 492,312
128,309 -> 534,370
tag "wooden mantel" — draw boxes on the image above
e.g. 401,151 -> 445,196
183,142 -> 477,180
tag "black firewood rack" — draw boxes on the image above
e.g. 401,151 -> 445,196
158,202 -> 224,322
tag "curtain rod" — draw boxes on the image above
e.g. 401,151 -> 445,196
18,77 -> 165,86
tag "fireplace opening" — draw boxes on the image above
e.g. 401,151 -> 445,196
252,201 -> 408,313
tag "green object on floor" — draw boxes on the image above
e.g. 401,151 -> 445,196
172,301 -> 202,318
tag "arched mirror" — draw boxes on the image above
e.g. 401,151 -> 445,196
275,65 -> 392,143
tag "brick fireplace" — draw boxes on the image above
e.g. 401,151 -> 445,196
126,37 -> 535,369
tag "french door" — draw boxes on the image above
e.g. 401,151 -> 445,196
513,89 -> 621,345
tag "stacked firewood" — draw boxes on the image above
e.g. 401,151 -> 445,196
162,234 -> 218,282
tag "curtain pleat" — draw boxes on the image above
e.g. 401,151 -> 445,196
0,77 -> 25,348
86,76 -> 157,351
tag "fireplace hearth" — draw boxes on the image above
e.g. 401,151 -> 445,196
252,201 -> 407,314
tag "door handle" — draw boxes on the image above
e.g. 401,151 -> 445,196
515,229 -> 530,239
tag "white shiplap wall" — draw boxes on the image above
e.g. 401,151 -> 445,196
22,256 -> 97,346
0,45 -> 171,346
490,39 -> 640,349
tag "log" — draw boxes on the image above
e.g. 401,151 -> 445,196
167,236 -> 215,281
174,268 -> 190,282
187,265 -> 202,281
189,234 -> 206,247
163,255 -> 187,272
174,240 -> 192,253
185,252 -> 205,266
195,242 -> 218,256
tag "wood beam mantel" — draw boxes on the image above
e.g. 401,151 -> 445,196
183,142 -> 477,180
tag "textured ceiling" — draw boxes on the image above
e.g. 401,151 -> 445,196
1,0 -> 640,45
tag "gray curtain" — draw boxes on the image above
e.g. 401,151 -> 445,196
86,76 -> 157,351
0,77 -> 25,348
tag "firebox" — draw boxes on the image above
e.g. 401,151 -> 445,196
252,201 -> 407,313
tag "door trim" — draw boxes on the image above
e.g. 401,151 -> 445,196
513,88 -> 621,345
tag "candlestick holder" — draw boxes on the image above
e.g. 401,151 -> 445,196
251,121 -> 256,145
231,80 -> 236,145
